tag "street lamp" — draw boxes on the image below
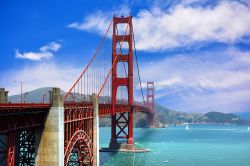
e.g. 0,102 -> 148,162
48,90 -> 52,103
24,92 -> 29,103
42,93 -> 47,103
42,91 -> 52,103
71,93 -> 76,102
13,81 -> 23,103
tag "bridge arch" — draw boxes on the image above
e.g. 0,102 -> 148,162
64,130 -> 93,166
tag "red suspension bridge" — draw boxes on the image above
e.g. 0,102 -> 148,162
0,16 -> 155,166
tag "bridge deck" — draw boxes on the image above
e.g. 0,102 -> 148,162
0,102 -> 151,133
0,102 -> 151,115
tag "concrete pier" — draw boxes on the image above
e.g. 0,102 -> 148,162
100,143 -> 150,153
35,88 -> 64,166
0,88 -> 8,103
92,94 -> 99,166
0,88 -> 8,166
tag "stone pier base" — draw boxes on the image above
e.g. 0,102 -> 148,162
100,142 -> 150,153
0,88 -> 8,103
35,88 -> 64,166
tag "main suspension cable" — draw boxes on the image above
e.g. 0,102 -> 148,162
64,19 -> 113,100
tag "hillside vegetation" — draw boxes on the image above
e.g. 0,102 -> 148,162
8,87 -> 246,127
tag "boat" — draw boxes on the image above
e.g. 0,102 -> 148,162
185,125 -> 189,130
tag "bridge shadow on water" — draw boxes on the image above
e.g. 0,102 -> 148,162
99,127 -> 158,166
100,151 -> 147,166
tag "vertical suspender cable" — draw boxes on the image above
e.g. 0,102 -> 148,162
81,76 -> 82,101
97,17 -> 131,97
132,24 -> 146,104
64,19 -> 113,100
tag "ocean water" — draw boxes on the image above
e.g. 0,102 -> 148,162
100,125 -> 250,166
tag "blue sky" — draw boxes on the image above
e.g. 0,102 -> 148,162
1,0 -> 250,113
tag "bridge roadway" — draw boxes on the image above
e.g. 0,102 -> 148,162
0,102 -> 151,133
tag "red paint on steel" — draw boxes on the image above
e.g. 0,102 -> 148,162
64,105 -> 94,165
64,130 -> 93,166
0,103 -> 50,108
0,105 -> 49,133
147,81 -> 155,127
7,132 -> 15,166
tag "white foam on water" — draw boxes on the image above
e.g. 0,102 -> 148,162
206,129 -> 236,131
191,128 -> 237,131
163,160 -> 169,163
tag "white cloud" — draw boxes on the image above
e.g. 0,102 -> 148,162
68,11 -> 111,35
227,47 -> 250,65
1,62 -> 113,97
2,63 -> 81,95
138,48 -> 250,112
141,77 -> 183,90
40,42 -> 61,52
15,42 -> 62,61
181,0 -> 210,6
179,88 -> 250,113
15,50 -> 53,61
68,1 -> 250,51
68,6 -> 130,35
156,77 -> 183,88
197,71 -> 250,89
140,50 -> 250,91
135,1 -> 250,50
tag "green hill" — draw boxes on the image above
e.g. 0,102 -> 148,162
9,87 -> 65,103
7,87 -> 245,126
234,112 -> 250,120
204,112 -> 240,123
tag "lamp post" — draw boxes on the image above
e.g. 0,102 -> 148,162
70,93 -> 74,101
42,93 -> 47,103
14,81 -> 23,103
48,90 -> 52,103
42,91 -> 52,103
24,92 -> 29,103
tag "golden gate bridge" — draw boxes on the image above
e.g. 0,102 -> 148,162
0,16 -> 155,166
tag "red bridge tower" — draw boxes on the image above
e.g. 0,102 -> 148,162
110,15 -> 135,150
147,81 -> 155,128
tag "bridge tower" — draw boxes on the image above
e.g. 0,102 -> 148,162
110,15 -> 135,150
146,82 -> 155,128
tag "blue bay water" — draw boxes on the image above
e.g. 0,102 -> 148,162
100,125 -> 250,166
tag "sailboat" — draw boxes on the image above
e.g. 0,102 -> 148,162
185,125 -> 189,130
248,126 -> 249,131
